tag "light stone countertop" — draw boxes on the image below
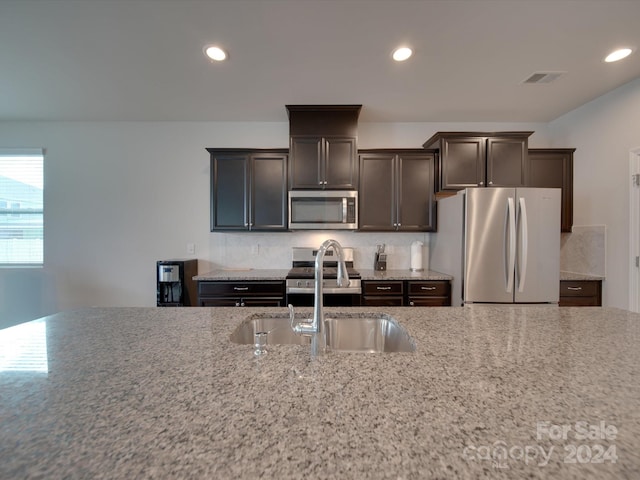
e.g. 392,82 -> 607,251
194,269 -> 452,282
194,269 -> 290,281
560,271 -> 606,281
359,268 -> 453,281
1,306 -> 638,479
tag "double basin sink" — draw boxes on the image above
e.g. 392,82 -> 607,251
230,312 -> 416,353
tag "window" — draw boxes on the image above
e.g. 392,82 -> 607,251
0,149 -> 44,266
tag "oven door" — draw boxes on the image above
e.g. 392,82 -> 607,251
286,292 -> 362,307
288,191 -> 357,230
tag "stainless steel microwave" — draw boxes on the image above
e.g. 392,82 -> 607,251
288,190 -> 358,230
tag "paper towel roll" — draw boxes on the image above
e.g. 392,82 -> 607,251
411,241 -> 424,271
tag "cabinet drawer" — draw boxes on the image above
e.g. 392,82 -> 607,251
407,281 -> 450,297
559,296 -> 601,307
363,281 -> 404,296
559,281 -> 599,297
198,281 -> 284,297
559,280 -> 602,307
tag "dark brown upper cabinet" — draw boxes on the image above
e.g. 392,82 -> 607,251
208,149 -> 288,231
286,105 -> 361,189
359,150 -> 437,232
527,148 -> 575,232
423,132 -> 532,191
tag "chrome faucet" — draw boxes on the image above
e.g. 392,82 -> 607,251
291,239 -> 350,337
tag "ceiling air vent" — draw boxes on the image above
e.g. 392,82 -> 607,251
521,71 -> 566,84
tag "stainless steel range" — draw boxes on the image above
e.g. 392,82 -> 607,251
286,247 -> 362,306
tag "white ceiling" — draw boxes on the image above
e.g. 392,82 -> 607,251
1,0 -> 639,123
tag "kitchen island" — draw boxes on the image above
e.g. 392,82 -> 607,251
1,306 -> 638,479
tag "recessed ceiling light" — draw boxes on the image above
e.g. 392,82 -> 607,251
392,47 -> 412,62
204,45 -> 227,61
604,48 -> 632,63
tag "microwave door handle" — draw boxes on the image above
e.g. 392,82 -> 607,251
342,197 -> 347,223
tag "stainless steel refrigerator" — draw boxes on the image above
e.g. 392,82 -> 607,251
430,188 -> 561,306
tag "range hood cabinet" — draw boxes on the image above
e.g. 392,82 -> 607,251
286,105 -> 361,190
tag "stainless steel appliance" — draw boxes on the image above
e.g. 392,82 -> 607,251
430,188 -> 561,306
288,190 -> 357,230
286,247 -> 362,306
156,259 -> 198,307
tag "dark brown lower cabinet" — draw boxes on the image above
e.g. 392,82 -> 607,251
407,281 -> 452,306
197,281 -> 285,307
559,280 -> 602,306
362,280 -> 452,306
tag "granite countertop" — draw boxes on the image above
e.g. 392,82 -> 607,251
560,271 -> 606,281
194,268 -> 452,282
194,268 -> 290,281
359,268 -> 453,281
1,306 -> 638,479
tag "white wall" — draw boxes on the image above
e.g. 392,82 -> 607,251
0,119 -> 548,329
548,77 -> 640,308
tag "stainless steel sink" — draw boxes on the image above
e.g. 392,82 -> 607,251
230,312 -> 416,353
229,314 -> 311,345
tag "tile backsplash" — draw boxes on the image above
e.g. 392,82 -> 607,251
207,231 -> 431,271
560,225 -> 606,277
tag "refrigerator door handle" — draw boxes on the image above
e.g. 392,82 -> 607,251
518,197 -> 529,292
506,197 -> 516,293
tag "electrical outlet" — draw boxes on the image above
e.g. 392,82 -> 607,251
187,243 -> 195,255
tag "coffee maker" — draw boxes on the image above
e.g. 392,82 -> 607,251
156,259 -> 198,306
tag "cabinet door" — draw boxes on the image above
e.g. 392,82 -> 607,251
242,298 -> 284,307
397,153 -> 436,231
211,153 -> 248,230
324,137 -> 357,189
199,297 -> 241,307
486,137 -> 528,187
528,149 -> 574,232
440,137 -> 485,190
251,153 -> 288,230
289,136 -> 323,188
358,153 -> 396,231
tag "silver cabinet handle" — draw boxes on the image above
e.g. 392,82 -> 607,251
376,286 -> 392,290
567,286 -> 583,291
479,181 -> 484,186
233,286 -> 249,291
409,301 -> 415,306
421,286 -> 436,290
235,302 -> 240,307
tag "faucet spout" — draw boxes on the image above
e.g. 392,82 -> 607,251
291,239 -> 350,336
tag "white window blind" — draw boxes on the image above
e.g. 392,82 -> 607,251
0,149 -> 44,266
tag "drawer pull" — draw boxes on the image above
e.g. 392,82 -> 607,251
376,286 -> 392,290
567,286 -> 583,291
233,286 -> 249,291
421,286 -> 437,291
